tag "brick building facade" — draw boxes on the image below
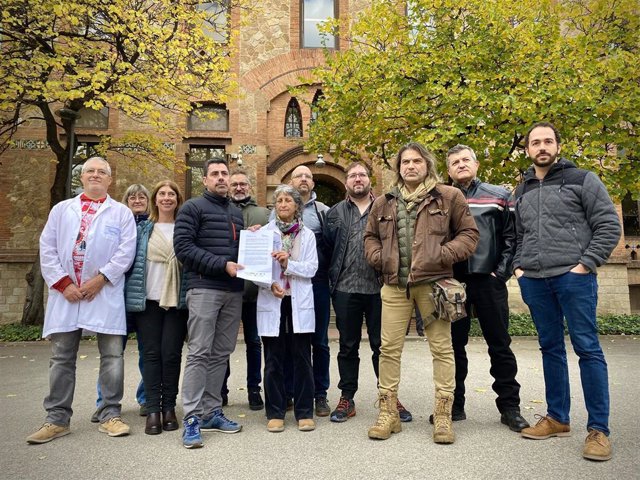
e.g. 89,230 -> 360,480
0,0 -> 637,322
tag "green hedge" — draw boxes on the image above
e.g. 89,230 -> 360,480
467,313 -> 640,337
1,314 -> 638,342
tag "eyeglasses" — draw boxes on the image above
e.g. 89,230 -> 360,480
128,194 -> 148,201
230,182 -> 249,188
292,173 -> 313,180
346,172 -> 368,180
84,168 -> 110,177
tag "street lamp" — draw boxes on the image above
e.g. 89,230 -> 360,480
55,108 -> 81,199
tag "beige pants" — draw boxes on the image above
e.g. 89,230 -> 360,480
378,283 -> 455,397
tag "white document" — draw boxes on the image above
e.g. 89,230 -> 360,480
237,229 -> 275,283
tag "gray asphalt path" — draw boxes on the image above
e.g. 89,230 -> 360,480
1,336 -> 638,480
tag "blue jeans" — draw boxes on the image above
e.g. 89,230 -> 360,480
519,272 -> 609,434
46,330 -> 124,425
312,280 -> 331,398
96,334 -> 145,407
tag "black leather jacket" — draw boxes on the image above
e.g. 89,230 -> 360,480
452,179 -> 515,282
324,198 -> 373,294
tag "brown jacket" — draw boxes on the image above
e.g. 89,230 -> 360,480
364,185 -> 479,286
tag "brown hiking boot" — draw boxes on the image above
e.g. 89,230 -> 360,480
433,392 -> 455,444
368,392 -> 401,440
583,429 -> 612,461
521,415 -> 570,440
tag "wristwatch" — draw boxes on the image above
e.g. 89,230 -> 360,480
99,272 -> 110,283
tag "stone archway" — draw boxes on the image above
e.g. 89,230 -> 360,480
267,152 -> 345,207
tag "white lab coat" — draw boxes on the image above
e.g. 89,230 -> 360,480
39,194 -> 136,337
256,221 -> 318,337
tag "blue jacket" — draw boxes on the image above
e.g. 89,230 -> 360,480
174,190 -> 244,292
125,220 -> 186,312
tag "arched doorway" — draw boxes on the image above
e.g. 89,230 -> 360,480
314,174 -> 344,207
267,151 -> 347,208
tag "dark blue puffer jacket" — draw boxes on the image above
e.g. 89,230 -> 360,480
173,190 -> 244,292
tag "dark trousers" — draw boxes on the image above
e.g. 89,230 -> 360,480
222,301 -> 263,395
451,274 -> 521,413
135,300 -> 187,413
284,279 -> 331,399
332,291 -> 381,399
263,297 -> 314,420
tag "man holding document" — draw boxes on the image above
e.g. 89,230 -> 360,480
248,184 -> 318,433
174,158 -> 244,449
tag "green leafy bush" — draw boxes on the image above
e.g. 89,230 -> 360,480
467,313 -> 639,337
0,324 -> 43,342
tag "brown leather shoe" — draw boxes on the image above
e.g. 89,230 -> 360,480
583,429 -> 612,461
521,415 -> 570,440
267,419 -> 285,433
145,412 -> 162,435
162,409 -> 179,431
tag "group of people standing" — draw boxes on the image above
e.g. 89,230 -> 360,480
27,121 -> 620,462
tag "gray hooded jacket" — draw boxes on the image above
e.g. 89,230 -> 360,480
513,158 -> 620,278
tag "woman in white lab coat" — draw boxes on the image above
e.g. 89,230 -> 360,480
256,184 -> 318,433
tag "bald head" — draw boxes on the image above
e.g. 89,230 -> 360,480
290,165 -> 314,202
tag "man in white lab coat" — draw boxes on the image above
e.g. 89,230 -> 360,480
27,157 -> 136,444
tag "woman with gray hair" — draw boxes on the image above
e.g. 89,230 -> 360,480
255,184 -> 319,432
122,184 -> 151,224
91,182 -> 151,423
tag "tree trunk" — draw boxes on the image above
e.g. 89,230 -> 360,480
20,140 -> 70,326
21,255 -> 45,326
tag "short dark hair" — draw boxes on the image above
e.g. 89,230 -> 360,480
446,144 -> 477,167
524,122 -> 561,147
394,142 -> 441,185
345,161 -> 370,178
204,157 -> 229,176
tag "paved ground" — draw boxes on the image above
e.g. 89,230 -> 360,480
1,335 -> 638,480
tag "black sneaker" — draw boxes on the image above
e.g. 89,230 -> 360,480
428,409 -> 466,424
500,410 -> 530,432
330,397 -> 356,423
315,397 -> 330,417
397,399 -> 413,423
90,409 -> 100,423
248,389 -> 264,411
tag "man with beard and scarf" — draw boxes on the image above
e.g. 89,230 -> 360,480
220,171 -> 270,411
324,162 -> 412,423
364,143 -> 478,443
514,122 -> 620,462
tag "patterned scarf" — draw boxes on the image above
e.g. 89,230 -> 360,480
275,216 -> 303,289
399,178 -> 437,211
